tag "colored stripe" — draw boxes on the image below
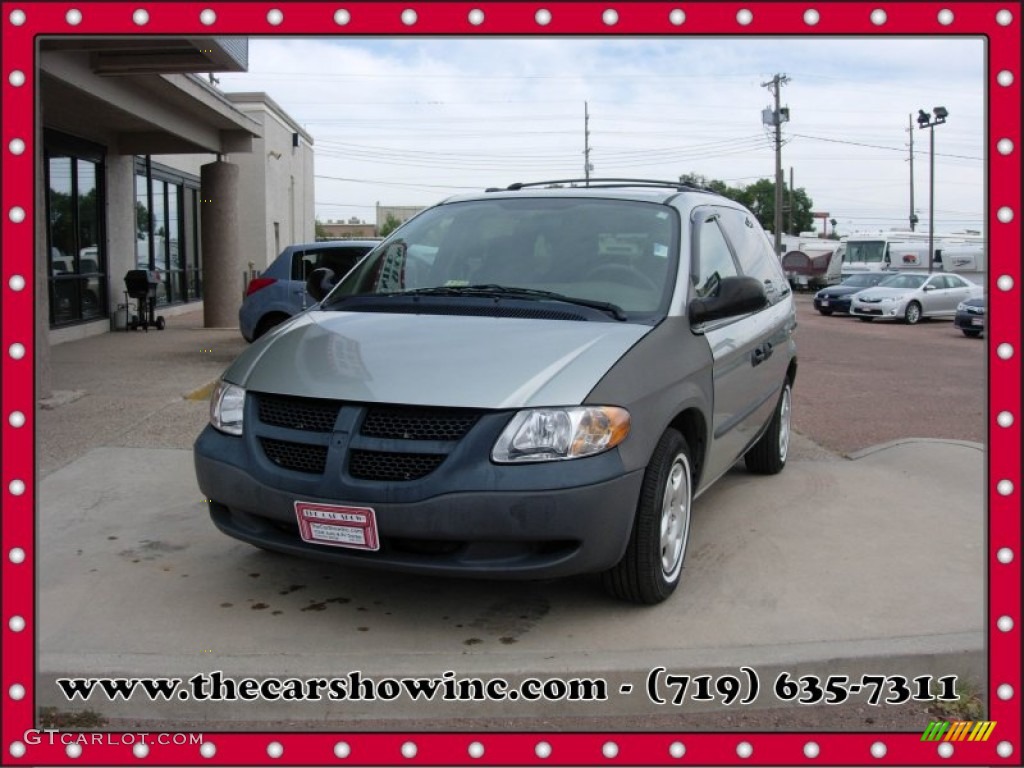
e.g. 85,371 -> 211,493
921,723 -> 936,741
947,722 -> 967,741
925,722 -> 949,741
980,721 -> 997,741
968,722 -> 983,741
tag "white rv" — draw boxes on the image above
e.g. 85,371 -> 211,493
840,231 -> 985,281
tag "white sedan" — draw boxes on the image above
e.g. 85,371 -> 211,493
850,272 -> 983,324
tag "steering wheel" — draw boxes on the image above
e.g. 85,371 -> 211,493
586,263 -> 659,291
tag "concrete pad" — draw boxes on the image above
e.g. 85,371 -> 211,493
37,441 -> 985,724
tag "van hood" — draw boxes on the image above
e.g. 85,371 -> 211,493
223,311 -> 651,409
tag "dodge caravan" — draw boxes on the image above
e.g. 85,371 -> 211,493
194,180 -> 797,604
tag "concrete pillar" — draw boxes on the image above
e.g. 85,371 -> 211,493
36,88 -> 53,400
200,160 -> 241,328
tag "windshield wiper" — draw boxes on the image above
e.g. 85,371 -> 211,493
385,284 -> 628,321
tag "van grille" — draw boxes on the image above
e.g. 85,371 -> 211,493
349,450 -> 446,481
257,394 -> 340,432
260,438 -> 328,474
361,406 -> 480,441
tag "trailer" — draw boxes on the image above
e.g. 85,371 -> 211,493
840,231 -> 984,278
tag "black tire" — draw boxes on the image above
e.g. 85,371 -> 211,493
962,329 -> 982,338
155,316 -> 166,330
253,313 -> 290,340
745,379 -> 792,475
129,316 -> 139,331
603,429 -> 693,605
817,308 -> 833,316
858,316 -> 874,322
904,301 -> 922,325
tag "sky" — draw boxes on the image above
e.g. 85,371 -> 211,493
216,36 -> 986,237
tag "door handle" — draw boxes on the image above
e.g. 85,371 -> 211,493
752,345 -> 767,366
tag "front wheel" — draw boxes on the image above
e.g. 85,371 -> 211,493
904,301 -> 922,325
745,379 -> 792,475
603,429 -> 693,605
962,329 -> 982,338
817,308 -> 833,316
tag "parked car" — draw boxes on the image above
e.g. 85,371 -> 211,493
953,296 -> 986,337
849,272 -> 982,324
195,179 -> 798,604
813,272 -> 894,315
238,240 -> 379,341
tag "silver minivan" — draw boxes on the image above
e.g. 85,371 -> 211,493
195,180 -> 797,604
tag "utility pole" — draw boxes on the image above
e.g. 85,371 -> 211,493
788,167 -> 794,236
762,73 -> 790,256
907,114 -> 917,231
584,101 -> 592,185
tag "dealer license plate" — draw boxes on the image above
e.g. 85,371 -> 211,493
294,502 -> 379,551
820,300 -> 829,307
972,318 -> 984,326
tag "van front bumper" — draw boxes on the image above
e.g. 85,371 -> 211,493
194,424 -> 644,579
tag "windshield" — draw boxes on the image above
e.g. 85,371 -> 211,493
323,198 -> 679,321
842,273 -> 886,287
845,240 -> 886,263
877,273 -> 927,289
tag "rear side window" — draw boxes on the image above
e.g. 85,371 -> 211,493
715,207 -> 788,303
292,246 -> 372,281
692,214 -> 739,298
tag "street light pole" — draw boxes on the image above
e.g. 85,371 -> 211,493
917,107 -> 947,274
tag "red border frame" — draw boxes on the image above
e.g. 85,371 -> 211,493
1,2 -> 1020,765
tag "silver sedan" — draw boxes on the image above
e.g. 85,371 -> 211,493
849,272 -> 982,324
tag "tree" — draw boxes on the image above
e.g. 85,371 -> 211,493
379,213 -> 402,238
679,173 -> 814,235
314,218 -> 329,240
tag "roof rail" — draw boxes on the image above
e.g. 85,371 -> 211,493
492,178 -> 713,193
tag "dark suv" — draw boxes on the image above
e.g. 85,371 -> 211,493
196,180 -> 797,604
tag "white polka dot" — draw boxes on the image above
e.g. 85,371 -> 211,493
737,741 -> 753,758
9,8 -> 26,25
468,9 -> 484,25
9,616 -> 26,632
603,741 -> 619,758
133,743 -> 149,758
334,741 -> 350,758
997,683 -> 1014,700
536,741 -> 552,758
9,411 -> 26,428
938,742 -> 954,758
997,343 -> 1014,360
997,547 -> 1014,563
401,9 -> 417,25
804,9 -> 820,25
997,616 -> 1014,632
997,274 -> 1014,291
9,275 -> 25,291
871,741 -> 887,758
669,741 -> 686,758
997,206 -> 1014,223
9,206 -> 25,223
334,9 -> 350,25
199,8 -> 216,25
997,411 -> 1014,428
996,741 -> 1013,758
401,742 -> 417,759
997,70 -> 1014,87
267,741 -> 283,758
267,8 -> 283,25
870,9 -> 887,25
8,684 -> 25,700
669,9 -> 685,25
9,742 -> 26,758
535,9 -> 552,25
468,741 -> 484,758
996,9 -> 1014,25
132,8 -> 148,25
997,480 -> 1014,496
9,548 -> 26,564
9,138 -> 25,155
996,138 -> 1013,155
804,742 -> 820,758
602,9 -> 618,25
9,343 -> 26,359
937,9 -> 954,25
9,479 -> 25,496
736,8 -> 753,25
66,743 -> 82,759
65,8 -> 82,25
200,742 -> 216,758
8,70 -> 26,87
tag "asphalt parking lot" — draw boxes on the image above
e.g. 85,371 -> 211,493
35,296 -> 987,729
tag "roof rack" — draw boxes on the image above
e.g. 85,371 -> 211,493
486,178 -> 713,193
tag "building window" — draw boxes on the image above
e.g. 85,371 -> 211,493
45,135 -> 107,327
134,158 -> 202,304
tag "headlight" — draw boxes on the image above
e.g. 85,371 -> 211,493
957,302 -> 967,312
210,380 -> 246,435
492,406 -> 630,463
883,294 -> 905,303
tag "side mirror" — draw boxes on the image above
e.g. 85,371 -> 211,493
689,275 -> 768,325
922,284 -> 936,292
305,267 -> 336,303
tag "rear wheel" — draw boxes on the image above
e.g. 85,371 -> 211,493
603,429 -> 692,605
745,379 -> 792,475
904,301 -> 922,325
253,312 -> 290,340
